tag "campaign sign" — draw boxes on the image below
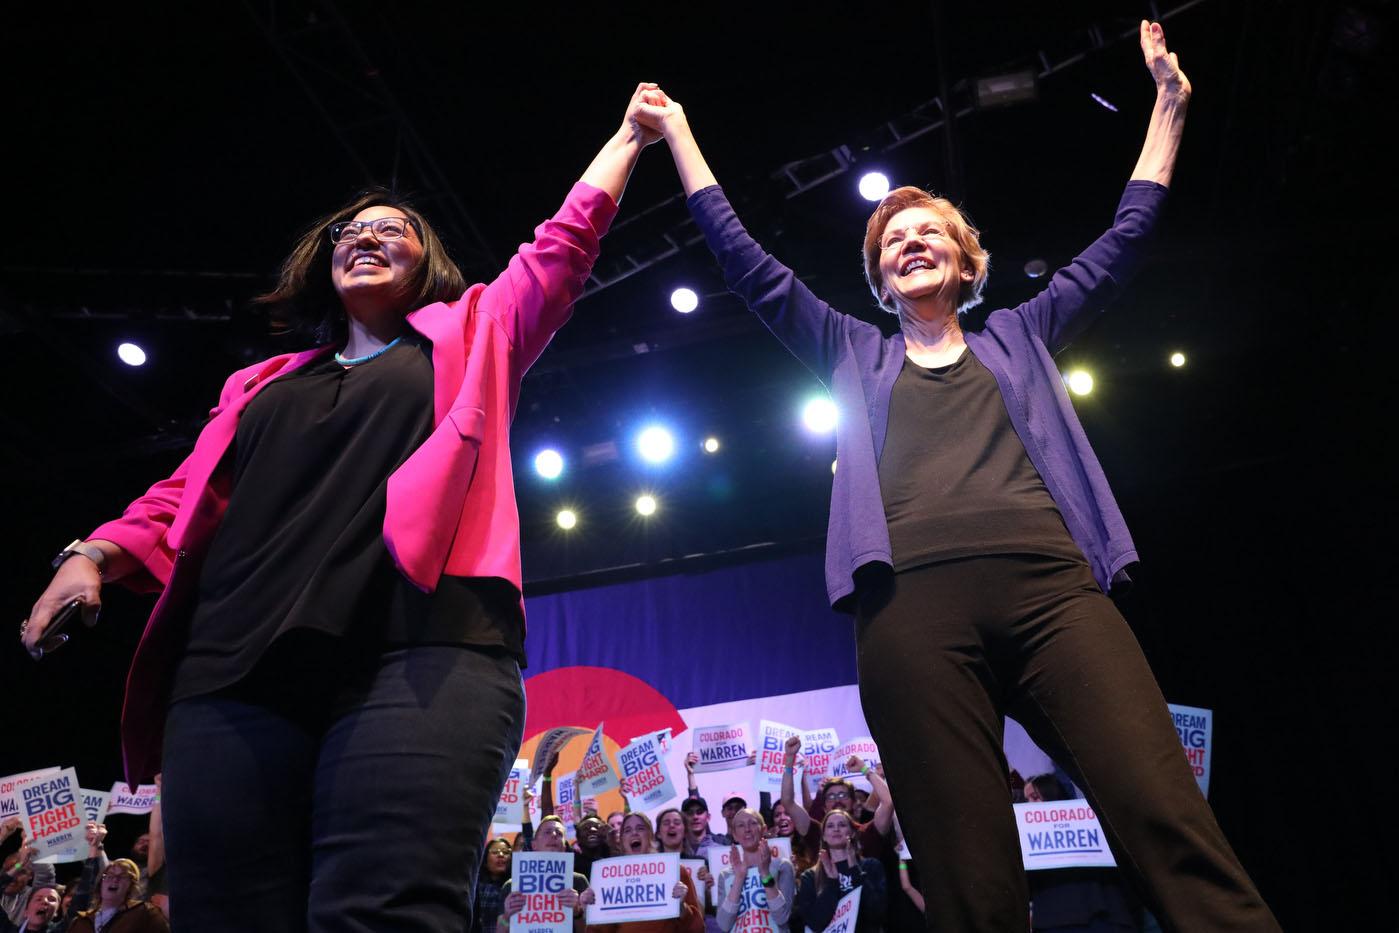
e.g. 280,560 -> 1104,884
79,789 -> 110,825
754,720 -> 801,795
0,767 -> 59,819
577,723 -> 620,795
555,772 -> 578,838
808,885 -> 862,933
1168,703 -> 1212,797
1014,801 -> 1117,870
829,736 -> 880,782
586,853 -> 681,924
800,728 -> 841,780
495,759 -> 529,826
510,851 -> 575,933
618,734 -> 678,809
731,867 -> 780,933
107,782 -> 159,816
529,726 -> 589,786
706,838 -> 793,905
681,858 -> 707,911
693,722 -> 751,773
16,768 -> 84,862
630,728 -> 672,754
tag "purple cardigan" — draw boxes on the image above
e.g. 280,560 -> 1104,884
688,181 -> 1168,610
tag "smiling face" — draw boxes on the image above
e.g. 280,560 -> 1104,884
683,805 -> 710,837
771,802 -> 794,837
576,816 -> 607,849
657,810 -> 686,849
98,865 -> 135,907
822,811 -> 855,850
533,820 -> 567,853
330,205 -> 425,312
620,814 -> 655,854
876,206 -> 972,317
25,885 -> 59,924
732,810 -> 766,851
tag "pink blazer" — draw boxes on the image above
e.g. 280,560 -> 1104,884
90,182 -> 619,782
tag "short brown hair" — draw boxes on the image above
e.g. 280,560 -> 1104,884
255,187 -> 467,345
862,186 -> 991,314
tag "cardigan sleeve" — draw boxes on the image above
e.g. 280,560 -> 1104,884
688,185 -> 875,386
1001,180 -> 1168,355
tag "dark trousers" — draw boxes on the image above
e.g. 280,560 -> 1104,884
855,555 -> 1279,933
161,641 -> 525,932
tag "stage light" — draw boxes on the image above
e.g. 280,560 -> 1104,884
831,459 -> 838,474
1170,351 -> 1186,368
534,448 -> 564,479
1090,92 -> 1119,113
556,509 -> 577,530
670,287 -> 699,314
858,172 -> 890,202
637,426 -> 676,464
635,494 -> 657,516
1066,369 -> 1094,396
1024,258 -> 1048,279
703,437 -> 720,454
802,397 -> 838,434
117,342 -> 147,366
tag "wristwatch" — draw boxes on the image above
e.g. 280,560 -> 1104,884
52,539 -> 106,577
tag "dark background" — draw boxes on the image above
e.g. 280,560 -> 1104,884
4,0 -> 1392,925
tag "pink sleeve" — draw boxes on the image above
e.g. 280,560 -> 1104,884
473,181 -> 619,375
88,369 -> 244,592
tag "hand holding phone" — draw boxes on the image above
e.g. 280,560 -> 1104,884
28,598 -> 84,660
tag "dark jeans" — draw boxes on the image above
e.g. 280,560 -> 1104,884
855,555 -> 1279,933
161,640 -> 525,932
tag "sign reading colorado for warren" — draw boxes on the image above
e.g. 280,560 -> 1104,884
1013,800 -> 1117,870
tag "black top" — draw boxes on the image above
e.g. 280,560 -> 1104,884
878,349 -> 1083,572
171,335 -> 523,704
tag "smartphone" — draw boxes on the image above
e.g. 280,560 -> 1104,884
30,598 -> 84,660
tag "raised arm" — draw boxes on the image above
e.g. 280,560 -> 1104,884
479,83 -> 663,375
1131,20 -> 1191,187
780,735 -> 813,837
1004,21 -> 1187,353
635,91 -> 870,385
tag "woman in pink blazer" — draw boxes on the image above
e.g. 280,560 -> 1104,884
21,83 -> 666,932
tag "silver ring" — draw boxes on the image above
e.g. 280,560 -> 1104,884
19,619 -> 28,637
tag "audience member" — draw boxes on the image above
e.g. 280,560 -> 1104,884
589,814 -> 702,933
793,811 -> 887,932
715,809 -> 794,932
65,861 -> 167,933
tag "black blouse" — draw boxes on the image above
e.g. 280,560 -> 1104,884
170,335 -> 523,704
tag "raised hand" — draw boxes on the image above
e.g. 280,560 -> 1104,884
623,82 -> 667,148
819,849 -> 837,879
671,881 -> 687,899
1140,20 -> 1190,101
846,754 -> 866,774
503,891 -> 528,917
684,751 -> 699,774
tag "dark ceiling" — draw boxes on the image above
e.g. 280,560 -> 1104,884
4,1 -> 1393,922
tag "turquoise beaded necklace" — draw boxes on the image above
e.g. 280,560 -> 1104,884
335,336 -> 401,367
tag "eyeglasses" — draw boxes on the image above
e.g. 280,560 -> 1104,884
877,222 -> 947,251
328,216 -> 417,244
100,871 -> 131,881
824,790 -> 853,801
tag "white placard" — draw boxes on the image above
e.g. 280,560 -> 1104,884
1168,703 -> 1213,797
576,724 -> 620,795
692,722 -> 751,773
11,768 -> 84,862
107,781 -> 159,816
509,851 -> 575,933
808,885 -> 862,933
78,788 -> 110,825
1014,801 -> 1117,870
555,772 -> 577,839
618,734 -> 678,809
800,728 -> 841,780
495,759 -> 528,827
829,736 -> 879,780
753,720 -> 801,795
586,853 -> 681,924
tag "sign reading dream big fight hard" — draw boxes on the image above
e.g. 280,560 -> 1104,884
510,851 -> 575,933
495,759 -> 529,827
14,768 -> 84,863
586,853 -> 681,925
79,789 -> 110,825
618,734 -> 678,809
809,886 -> 862,933
1168,703 -> 1212,796
731,867 -> 780,933
754,720 -> 801,795
1014,801 -> 1117,870
555,772 -> 578,838
693,722 -> 751,773
577,723 -> 620,796
800,728 -> 840,781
